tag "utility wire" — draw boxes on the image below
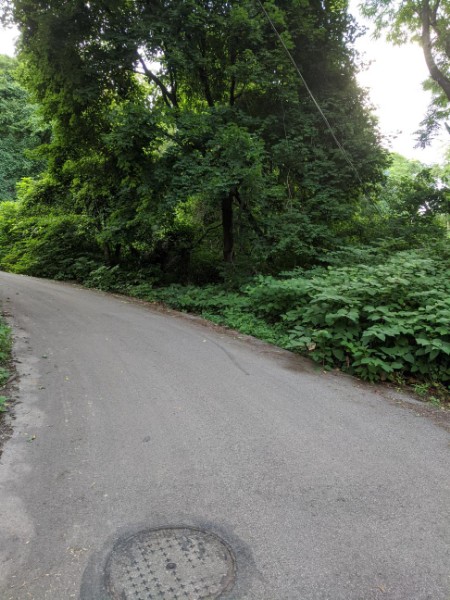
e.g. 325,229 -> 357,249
255,0 -> 371,191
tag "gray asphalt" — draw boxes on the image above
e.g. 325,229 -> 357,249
0,271 -> 448,600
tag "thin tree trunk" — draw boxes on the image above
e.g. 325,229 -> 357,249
222,193 -> 234,263
103,243 -> 121,266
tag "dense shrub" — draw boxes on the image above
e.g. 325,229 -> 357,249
247,251 -> 450,383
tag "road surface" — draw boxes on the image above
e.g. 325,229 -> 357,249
0,272 -> 448,600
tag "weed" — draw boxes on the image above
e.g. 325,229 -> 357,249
0,395 -> 8,412
413,383 -> 430,397
0,316 -> 12,413
0,367 -> 9,387
429,396 -> 441,407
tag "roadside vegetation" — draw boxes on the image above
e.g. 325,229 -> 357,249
0,315 -> 12,414
0,0 -> 449,401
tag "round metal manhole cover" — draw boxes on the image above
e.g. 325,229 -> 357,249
104,527 -> 236,600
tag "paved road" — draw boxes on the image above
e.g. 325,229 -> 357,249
0,272 -> 448,600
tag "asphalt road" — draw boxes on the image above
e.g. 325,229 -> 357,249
0,272 -> 448,600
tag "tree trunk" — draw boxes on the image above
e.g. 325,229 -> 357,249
222,193 -> 234,263
421,2 -> 450,102
103,243 -> 121,266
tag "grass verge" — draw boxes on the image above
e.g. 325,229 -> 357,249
0,315 -> 12,415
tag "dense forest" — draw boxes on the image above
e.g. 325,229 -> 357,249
0,0 -> 449,394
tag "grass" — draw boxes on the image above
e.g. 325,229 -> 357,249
0,316 -> 12,414
0,395 -> 8,413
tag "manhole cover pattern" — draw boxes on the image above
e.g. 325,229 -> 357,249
104,527 -> 235,600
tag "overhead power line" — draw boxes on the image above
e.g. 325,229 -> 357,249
255,0 -> 365,186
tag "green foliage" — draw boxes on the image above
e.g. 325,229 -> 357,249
0,317 -> 11,364
378,156 -> 449,235
0,0 -> 448,397
0,396 -> 9,413
248,250 -> 450,384
127,283 -> 289,346
338,153 -> 449,253
0,54 -> 47,199
0,315 -> 11,414
0,367 -> 9,387
0,201 -> 99,279
83,265 -> 129,291
4,0 -> 388,273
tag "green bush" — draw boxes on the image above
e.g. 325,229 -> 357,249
0,318 -> 11,364
247,251 -> 450,383
0,203 -> 99,279
82,265 -> 160,291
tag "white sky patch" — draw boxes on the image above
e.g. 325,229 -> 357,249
349,1 -> 449,164
0,26 -> 18,56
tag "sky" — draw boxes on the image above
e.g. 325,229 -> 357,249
0,26 -> 16,55
348,1 -> 449,165
1,13 -> 449,165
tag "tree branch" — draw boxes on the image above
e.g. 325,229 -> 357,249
230,74 -> 236,106
198,66 -> 215,107
138,55 -> 178,108
421,1 -> 450,102
229,46 -> 237,106
197,34 -> 214,108
234,189 -> 267,240
430,0 -> 440,25
191,222 -> 222,249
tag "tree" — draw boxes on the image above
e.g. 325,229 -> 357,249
0,54 -> 47,199
361,0 -> 450,142
361,153 -> 450,247
3,0 -> 387,276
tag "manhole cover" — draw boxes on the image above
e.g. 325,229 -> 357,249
104,526 -> 236,600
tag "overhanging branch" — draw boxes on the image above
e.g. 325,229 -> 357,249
421,1 -> 450,102
138,55 -> 178,108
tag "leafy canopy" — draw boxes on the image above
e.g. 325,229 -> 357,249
1,0 -> 388,271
